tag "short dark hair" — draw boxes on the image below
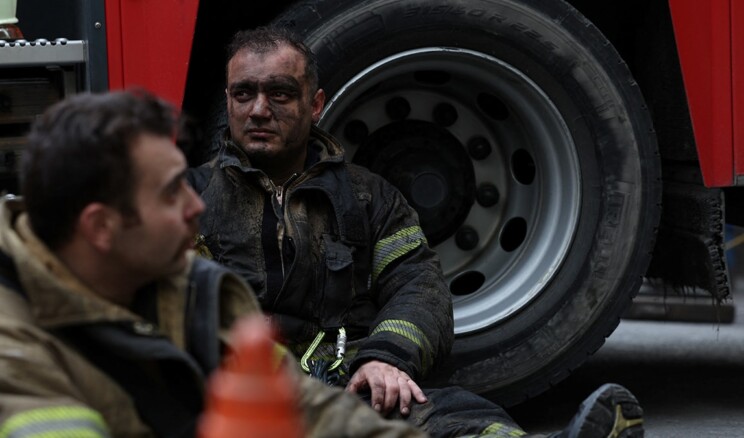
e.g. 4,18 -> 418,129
21,90 -> 178,250
226,26 -> 319,92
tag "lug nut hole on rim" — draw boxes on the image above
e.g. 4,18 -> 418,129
450,271 -> 486,296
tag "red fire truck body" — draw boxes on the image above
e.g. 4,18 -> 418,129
104,0 -> 744,187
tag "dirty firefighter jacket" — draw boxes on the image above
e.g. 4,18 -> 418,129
0,197 -> 424,438
190,126 -> 454,381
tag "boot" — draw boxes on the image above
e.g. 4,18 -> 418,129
529,383 -> 644,438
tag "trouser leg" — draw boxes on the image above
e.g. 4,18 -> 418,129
385,386 -> 525,438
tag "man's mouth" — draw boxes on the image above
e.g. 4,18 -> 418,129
246,128 -> 275,139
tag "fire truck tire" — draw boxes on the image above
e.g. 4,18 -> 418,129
274,0 -> 661,405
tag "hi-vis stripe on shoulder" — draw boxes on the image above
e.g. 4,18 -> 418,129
0,406 -> 110,438
372,226 -> 426,283
371,319 -> 434,372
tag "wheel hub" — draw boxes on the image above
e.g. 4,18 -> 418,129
353,120 -> 475,246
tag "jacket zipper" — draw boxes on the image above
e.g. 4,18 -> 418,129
276,173 -> 300,280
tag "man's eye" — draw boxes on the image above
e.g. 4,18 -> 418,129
271,91 -> 290,101
164,179 -> 186,201
232,91 -> 253,102
164,187 -> 179,202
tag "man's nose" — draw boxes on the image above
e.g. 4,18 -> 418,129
249,93 -> 272,119
186,184 -> 206,221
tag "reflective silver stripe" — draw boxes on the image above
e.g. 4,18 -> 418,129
0,406 -> 110,438
371,319 -> 434,372
372,226 -> 426,283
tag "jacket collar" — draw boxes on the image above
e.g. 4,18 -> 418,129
217,125 -> 347,175
0,198 -> 189,336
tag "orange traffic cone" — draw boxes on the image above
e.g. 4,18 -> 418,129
198,316 -> 304,438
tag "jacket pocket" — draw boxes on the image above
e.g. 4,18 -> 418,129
319,235 -> 354,328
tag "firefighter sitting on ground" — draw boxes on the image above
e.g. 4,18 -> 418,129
189,26 -> 645,437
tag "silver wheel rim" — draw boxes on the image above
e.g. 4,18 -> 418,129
320,47 -> 581,334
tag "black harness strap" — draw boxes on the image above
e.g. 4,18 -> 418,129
184,257 -> 230,376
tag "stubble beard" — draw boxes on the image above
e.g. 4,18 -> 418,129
242,135 -> 307,174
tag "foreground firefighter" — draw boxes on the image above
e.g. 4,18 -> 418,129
189,26 -> 644,437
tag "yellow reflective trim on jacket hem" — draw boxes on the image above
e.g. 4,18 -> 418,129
479,422 -> 526,437
371,319 -> 433,371
0,406 -> 109,438
372,226 -> 426,282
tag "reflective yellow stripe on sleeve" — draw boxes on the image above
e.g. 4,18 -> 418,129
372,226 -> 427,283
371,319 -> 434,372
0,406 -> 110,438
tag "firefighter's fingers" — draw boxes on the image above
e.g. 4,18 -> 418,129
347,360 -> 408,414
367,373 -> 387,413
397,376 -> 413,416
346,363 -> 385,412
394,369 -> 426,415
400,372 -> 427,404
345,370 -> 369,394
381,372 -> 401,414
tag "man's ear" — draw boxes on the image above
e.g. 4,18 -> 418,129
312,88 -> 326,123
77,203 -> 119,252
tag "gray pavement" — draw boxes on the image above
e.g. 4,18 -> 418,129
510,239 -> 744,437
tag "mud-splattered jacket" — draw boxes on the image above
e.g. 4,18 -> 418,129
0,197 -> 424,438
189,126 -> 454,381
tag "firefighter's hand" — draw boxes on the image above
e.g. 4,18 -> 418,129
345,360 -> 427,416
